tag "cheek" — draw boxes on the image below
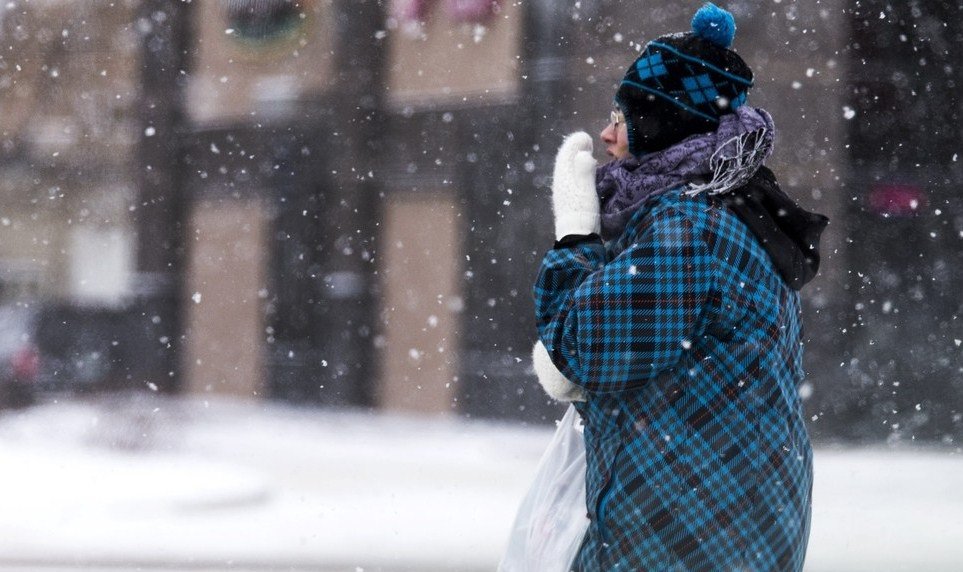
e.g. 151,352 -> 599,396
617,126 -> 630,149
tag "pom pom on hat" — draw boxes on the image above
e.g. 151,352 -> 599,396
691,2 -> 736,48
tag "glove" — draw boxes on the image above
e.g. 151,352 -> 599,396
551,131 -> 600,240
532,340 -> 586,402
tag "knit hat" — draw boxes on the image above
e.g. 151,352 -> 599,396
616,3 -> 754,157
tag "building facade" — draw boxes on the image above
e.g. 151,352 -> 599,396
3,0 -> 959,440
174,0 -> 855,425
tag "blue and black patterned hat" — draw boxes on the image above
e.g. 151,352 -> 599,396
616,3 -> 754,156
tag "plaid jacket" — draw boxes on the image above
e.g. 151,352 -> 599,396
534,188 -> 813,571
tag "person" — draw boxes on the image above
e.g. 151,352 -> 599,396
530,3 -> 829,571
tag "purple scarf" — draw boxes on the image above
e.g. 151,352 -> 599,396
596,106 -> 776,240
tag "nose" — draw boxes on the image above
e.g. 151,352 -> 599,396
600,122 -> 616,145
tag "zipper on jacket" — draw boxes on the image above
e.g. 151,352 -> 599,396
594,408 -> 623,547
596,470 -> 618,545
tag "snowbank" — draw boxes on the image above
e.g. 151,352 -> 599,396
0,396 -> 960,571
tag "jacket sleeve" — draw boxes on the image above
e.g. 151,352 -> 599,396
533,206 -> 714,394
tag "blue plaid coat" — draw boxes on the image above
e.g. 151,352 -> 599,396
534,188 -> 813,571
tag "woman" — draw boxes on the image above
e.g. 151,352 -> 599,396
531,4 -> 829,571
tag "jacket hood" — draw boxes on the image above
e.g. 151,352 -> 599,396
720,166 -> 829,290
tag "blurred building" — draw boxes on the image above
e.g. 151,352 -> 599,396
1,1 -> 959,440
167,0 -> 856,425
0,1 -> 142,390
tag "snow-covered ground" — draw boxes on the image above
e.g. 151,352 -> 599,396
0,395 -> 960,571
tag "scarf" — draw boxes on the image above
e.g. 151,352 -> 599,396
596,106 -> 776,241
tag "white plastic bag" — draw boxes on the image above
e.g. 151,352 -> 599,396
498,404 -> 590,572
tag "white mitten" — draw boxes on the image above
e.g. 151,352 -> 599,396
532,340 -> 586,402
552,131 -> 600,240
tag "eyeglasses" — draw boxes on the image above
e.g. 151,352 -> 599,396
610,109 -> 625,128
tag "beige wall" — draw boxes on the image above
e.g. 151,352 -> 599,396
187,0 -> 336,125
387,2 -> 521,106
378,194 -> 462,414
0,205 -> 64,301
0,1 -> 140,303
184,200 -> 268,398
0,1 -> 140,168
